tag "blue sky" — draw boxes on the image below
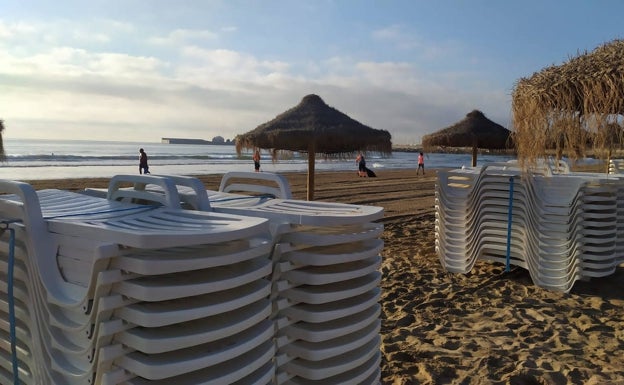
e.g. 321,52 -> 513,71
1,0 -> 623,145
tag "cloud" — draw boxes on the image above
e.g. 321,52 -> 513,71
1,45 -> 166,81
0,18 -> 149,64
0,19 -> 511,145
148,28 -> 218,46
176,47 -> 290,85
372,24 -> 421,51
372,24 -> 466,62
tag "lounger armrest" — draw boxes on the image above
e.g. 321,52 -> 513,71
0,179 -> 46,232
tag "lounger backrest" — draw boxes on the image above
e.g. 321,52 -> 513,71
219,172 -> 293,199
106,174 -> 182,208
155,174 -> 212,211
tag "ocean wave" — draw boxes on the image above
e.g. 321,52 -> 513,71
4,154 -> 241,164
0,138 -> 518,180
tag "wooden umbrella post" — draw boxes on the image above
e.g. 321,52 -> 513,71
471,145 -> 478,167
307,142 -> 315,201
0,119 -> 5,161
471,136 -> 478,167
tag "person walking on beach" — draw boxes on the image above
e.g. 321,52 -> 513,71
417,152 -> 425,175
253,150 -> 261,172
139,148 -> 150,174
356,152 -> 366,177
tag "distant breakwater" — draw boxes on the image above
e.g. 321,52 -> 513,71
392,145 -> 516,156
162,138 -> 235,145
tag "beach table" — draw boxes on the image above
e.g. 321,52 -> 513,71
0,179 -> 276,384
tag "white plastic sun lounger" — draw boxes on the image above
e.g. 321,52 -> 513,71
115,320 -> 274,380
436,165 -> 624,292
280,304 -> 381,344
82,172 -> 385,384
281,336 -> 381,382
218,171 -> 293,199
277,321 -> 380,379
0,179 -> 277,385
84,172 -> 292,210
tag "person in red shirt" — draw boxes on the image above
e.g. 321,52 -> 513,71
417,152 -> 425,175
253,150 -> 261,172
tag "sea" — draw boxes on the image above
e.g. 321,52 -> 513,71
0,138 -> 517,181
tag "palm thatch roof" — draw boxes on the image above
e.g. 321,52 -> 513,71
236,94 -> 392,200
235,94 -> 392,156
512,39 -> 624,164
422,110 -> 511,166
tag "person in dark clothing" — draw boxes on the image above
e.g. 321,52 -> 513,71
139,148 -> 150,174
356,152 -> 366,177
253,150 -> 261,172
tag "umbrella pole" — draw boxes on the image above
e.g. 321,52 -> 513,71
307,143 -> 315,201
472,145 -> 478,167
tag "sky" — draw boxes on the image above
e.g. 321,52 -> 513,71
1,0 -> 623,145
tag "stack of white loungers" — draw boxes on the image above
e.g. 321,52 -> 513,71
1,172 -> 385,384
436,160 -> 624,292
213,198 -> 383,385
102,172 -> 385,384
0,180 -> 275,384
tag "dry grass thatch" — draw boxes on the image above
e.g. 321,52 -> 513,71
235,94 -> 392,200
235,94 -> 392,158
421,110 -> 511,149
512,39 -> 624,165
421,110 -> 511,166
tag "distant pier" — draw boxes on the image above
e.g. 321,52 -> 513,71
161,138 -> 234,145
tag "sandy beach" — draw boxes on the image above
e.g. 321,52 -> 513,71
25,169 -> 624,384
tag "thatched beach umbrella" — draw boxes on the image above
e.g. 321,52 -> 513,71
422,110 -> 511,167
512,39 -> 624,165
236,94 -> 392,200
